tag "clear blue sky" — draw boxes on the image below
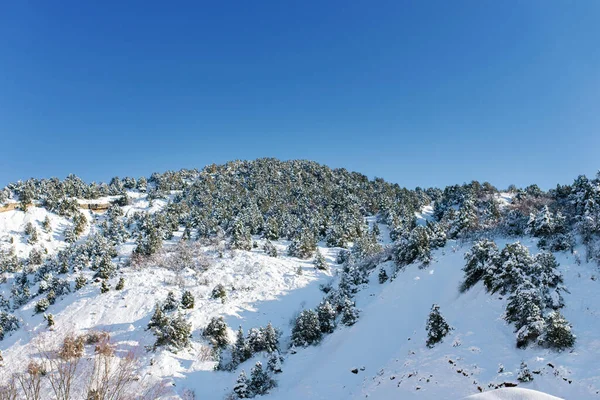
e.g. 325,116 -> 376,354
1,1 -> 599,190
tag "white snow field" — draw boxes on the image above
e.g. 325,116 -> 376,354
0,198 -> 599,399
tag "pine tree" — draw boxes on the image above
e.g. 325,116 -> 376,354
341,297 -> 359,326
45,313 -> 55,327
231,219 -> 252,250
42,216 -> 52,233
263,217 -> 280,241
181,290 -> 194,309
291,309 -> 321,346
75,275 -> 87,290
249,361 -> 275,396
148,304 -> 169,331
263,240 -> 278,257
234,370 -> 249,399
211,284 -> 227,303
317,300 -> 336,334
517,361 -> 533,382
35,298 -> 50,313
313,249 -> 327,270
100,280 -> 110,293
163,291 -> 178,311
378,268 -> 388,284
461,239 -> 499,292
115,277 -> 125,290
425,304 -> 453,348
542,311 -> 575,350
267,351 -> 283,374
204,316 -> 229,348
95,253 -> 115,279
232,326 -> 252,364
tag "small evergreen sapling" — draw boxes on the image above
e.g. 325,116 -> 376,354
542,311 -> 575,350
425,304 -> 453,348
45,313 -> 55,327
313,249 -> 328,270
163,291 -> 178,311
100,280 -> 110,294
115,277 -> 125,290
517,361 -> 533,382
75,275 -> 87,290
317,300 -> 336,334
378,268 -> 388,284
234,370 -> 249,399
249,361 -> 275,396
267,351 -> 283,374
211,284 -> 227,303
35,298 -> 50,314
181,290 -> 195,309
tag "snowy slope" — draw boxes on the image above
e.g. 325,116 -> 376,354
465,388 -> 563,400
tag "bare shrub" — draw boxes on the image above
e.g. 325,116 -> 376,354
0,374 -> 18,400
198,345 -> 214,362
85,330 -> 111,346
16,361 -> 45,400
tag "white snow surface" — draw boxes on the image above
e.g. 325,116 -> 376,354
464,387 -> 563,400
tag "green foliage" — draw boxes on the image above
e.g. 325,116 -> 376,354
100,280 -> 110,293
291,309 -> 321,347
115,277 -> 125,290
75,275 -> 87,290
211,284 -> 227,303
204,316 -> 229,348
426,304 -> 452,348
181,290 -> 194,309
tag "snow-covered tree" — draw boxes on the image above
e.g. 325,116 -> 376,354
317,300 -> 336,334
181,290 -> 194,309
313,249 -> 327,270
249,361 -> 275,396
163,291 -> 179,311
426,304 -> 453,348
234,370 -> 249,399
461,239 -> 499,292
541,311 -> 575,351
291,309 -> 321,346
341,297 -> 359,326
204,316 -> 229,348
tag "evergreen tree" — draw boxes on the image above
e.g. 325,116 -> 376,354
154,313 -> 192,350
461,239 -> 499,292
234,370 -> 249,399
517,361 -> 533,382
231,219 -> 252,250
94,253 -> 115,279
313,248 -> 327,270
341,297 -> 359,326
263,240 -> 278,257
263,217 -> 280,241
211,284 -> 227,303
505,283 -> 545,348
163,291 -> 179,311
426,304 -> 453,348
181,290 -> 195,309
100,280 -> 110,293
45,313 -> 55,327
204,316 -> 229,348
396,225 -> 431,266
42,216 -> 52,233
267,351 -> 283,374
262,322 -> 280,353
115,277 -> 125,290
249,361 -> 275,396
35,298 -> 50,314
75,275 -> 87,290
148,304 -> 169,331
542,311 -> 575,350
232,326 -> 252,365
291,309 -> 322,346
378,267 -> 388,284
317,300 -> 336,334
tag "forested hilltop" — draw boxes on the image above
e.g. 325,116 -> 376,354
0,159 -> 599,399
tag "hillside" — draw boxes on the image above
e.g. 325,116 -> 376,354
0,159 -> 599,399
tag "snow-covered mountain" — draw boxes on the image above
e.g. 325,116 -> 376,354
0,159 -> 599,399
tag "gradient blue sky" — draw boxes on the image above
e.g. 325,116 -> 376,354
1,1 -> 599,189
